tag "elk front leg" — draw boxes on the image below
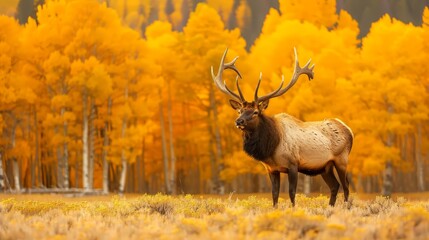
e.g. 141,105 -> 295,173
269,171 -> 280,208
288,166 -> 298,207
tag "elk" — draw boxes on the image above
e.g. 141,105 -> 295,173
211,48 -> 353,207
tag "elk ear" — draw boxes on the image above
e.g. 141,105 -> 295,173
258,99 -> 269,111
229,99 -> 242,110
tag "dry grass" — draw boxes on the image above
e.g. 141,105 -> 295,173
0,193 -> 429,240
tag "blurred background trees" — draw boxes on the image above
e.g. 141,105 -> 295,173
0,0 -> 428,196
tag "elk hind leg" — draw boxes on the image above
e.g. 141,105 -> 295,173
321,162 -> 340,206
334,163 -> 349,202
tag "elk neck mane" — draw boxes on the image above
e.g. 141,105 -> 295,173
242,114 -> 280,161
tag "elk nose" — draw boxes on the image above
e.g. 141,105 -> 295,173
235,118 -> 245,126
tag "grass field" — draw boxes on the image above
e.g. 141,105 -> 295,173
1,193 -> 429,239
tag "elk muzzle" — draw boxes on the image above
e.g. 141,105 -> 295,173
235,118 -> 246,129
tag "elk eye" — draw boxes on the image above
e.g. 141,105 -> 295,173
253,111 -> 259,115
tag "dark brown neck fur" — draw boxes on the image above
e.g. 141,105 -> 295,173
242,114 -> 280,161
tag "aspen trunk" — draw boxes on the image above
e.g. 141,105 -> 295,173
24,111 -> 33,189
209,86 -> 224,194
75,155 -> 79,188
382,106 -> 394,197
102,97 -> 112,194
138,138 -> 146,192
9,123 -> 20,191
56,126 -> 63,188
61,106 -> 69,189
118,117 -> 128,193
118,159 -> 127,193
159,93 -> 171,194
136,155 -> 141,192
102,129 -> 109,194
382,131 -> 394,197
82,91 -> 90,191
129,163 -> 135,192
12,159 -> 20,191
51,163 -> 56,188
208,135 -> 217,194
415,123 -> 425,191
109,163 -> 116,191
382,161 -> 393,196
88,98 -> 96,189
167,82 -> 177,194
33,107 -> 42,187
194,143 -> 203,193
119,89 -> 128,194
303,175 -> 311,195
0,152 -> 4,190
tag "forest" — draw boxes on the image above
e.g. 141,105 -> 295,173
0,0 -> 429,196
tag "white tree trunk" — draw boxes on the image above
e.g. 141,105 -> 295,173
82,91 -> 90,191
27,111 -> 34,188
119,156 -> 127,194
382,106 -> 394,197
159,93 -> 171,194
12,159 -> 20,191
33,108 -> 42,187
119,89 -> 128,194
382,161 -> 393,197
167,82 -> 177,194
61,106 -> 69,189
303,175 -> 311,195
138,138 -> 147,192
11,125 -> 20,191
416,123 -> 425,191
0,152 -> 4,190
207,109 -> 217,194
75,155 -> 79,188
102,97 -> 112,194
382,132 -> 394,197
209,85 -> 224,194
118,117 -> 128,193
88,98 -> 96,189
56,126 -> 63,188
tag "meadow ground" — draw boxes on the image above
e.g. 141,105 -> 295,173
0,192 -> 429,240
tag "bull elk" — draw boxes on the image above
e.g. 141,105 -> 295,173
211,48 -> 353,207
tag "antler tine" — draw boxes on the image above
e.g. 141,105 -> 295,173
223,76 -> 244,101
254,73 -> 262,102
225,57 -> 242,79
288,47 -> 314,86
211,48 -> 245,102
255,47 -> 314,103
255,74 -> 285,103
224,75 -> 245,101
235,75 -> 245,101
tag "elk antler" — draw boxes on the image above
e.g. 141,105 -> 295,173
255,48 -> 315,104
211,48 -> 246,102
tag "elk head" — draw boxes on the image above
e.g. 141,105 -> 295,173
211,48 -> 315,131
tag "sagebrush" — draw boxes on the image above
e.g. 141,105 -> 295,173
1,194 -> 429,240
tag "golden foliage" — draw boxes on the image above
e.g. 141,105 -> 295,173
279,0 -> 337,27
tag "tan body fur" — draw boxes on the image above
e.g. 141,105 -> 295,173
262,113 -> 353,174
